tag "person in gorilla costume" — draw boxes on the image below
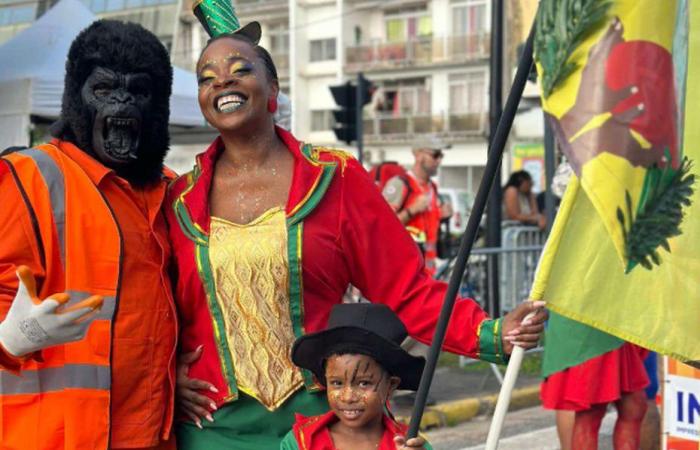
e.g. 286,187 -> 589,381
52,19 -> 172,186
0,20 -> 177,450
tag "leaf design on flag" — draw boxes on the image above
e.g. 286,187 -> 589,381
535,0 -> 612,98
618,158 -> 696,272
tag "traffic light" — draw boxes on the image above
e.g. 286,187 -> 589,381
329,74 -> 373,145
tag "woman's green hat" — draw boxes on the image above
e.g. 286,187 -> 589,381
193,0 -> 261,43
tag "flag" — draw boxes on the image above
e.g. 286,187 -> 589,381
532,0 -> 699,376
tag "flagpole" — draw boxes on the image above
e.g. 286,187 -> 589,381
484,335 -> 529,449
406,23 -> 536,440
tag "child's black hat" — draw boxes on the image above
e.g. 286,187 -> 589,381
291,303 -> 425,390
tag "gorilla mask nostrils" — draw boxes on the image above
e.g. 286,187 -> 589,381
81,67 -> 153,167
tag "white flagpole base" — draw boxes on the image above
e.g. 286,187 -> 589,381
484,345 -> 526,450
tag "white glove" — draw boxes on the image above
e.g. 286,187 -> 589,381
0,266 -> 103,358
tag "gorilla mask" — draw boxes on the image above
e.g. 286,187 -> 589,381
82,67 -> 152,166
52,20 -> 173,187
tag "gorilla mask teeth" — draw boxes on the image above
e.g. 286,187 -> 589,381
103,116 -> 140,159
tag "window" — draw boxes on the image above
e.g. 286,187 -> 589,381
0,5 -> 35,25
385,16 -> 432,42
309,38 -> 336,62
449,71 -> 486,113
376,79 -> 430,116
452,0 -> 488,35
82,0 -> 175,13
268,23 -> 289,56
384,4 -> 432,42
311,110 -> 335,132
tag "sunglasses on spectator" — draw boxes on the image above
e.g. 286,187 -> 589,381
421,149 -> 444,160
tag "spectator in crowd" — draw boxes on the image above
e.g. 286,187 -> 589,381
381,136 -> 452,275
503,170 -> 545,229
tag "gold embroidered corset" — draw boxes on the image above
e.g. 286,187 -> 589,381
209,207 -> 304,411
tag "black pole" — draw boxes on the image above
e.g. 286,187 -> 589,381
544,115 -> 556,234
356,72 -> 364,166
406,23 -> 535,439
485,0 -> 504,318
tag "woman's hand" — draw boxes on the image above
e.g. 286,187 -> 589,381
501,301 -> 547,354
394,434 -> 428,449
176,345 -> 219,428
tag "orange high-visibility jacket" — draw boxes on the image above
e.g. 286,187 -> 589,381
403,174 -> 441,274
0,143 -> 174,450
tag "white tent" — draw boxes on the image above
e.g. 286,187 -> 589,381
0,0 -> 204,151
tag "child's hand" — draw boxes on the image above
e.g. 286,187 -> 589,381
394,434 -> 427,449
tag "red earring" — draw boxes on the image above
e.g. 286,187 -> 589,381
267,97 -> 278,113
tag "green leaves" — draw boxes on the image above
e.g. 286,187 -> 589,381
535,0 -> 612,97
617,158 -> 696,272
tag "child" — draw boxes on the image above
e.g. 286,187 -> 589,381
281,303 -> 432,450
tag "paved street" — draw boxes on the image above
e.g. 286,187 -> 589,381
425,406 -> 616,450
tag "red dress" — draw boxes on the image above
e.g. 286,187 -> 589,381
540,343 -> 650,411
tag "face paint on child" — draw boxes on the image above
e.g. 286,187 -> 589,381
325,354 -> 400,431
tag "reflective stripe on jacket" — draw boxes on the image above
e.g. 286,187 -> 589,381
1,143 -> 130,449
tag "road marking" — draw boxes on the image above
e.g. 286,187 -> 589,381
459,412 -> 616,450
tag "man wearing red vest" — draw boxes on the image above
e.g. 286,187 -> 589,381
0,21 -> 177,449
382,136 -> 452,276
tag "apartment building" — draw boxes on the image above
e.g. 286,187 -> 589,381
0,0 -> 541,189
229,0 -> 536,193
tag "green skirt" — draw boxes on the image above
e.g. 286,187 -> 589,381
176,390 -> 328,450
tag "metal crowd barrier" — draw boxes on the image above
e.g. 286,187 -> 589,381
434,242 -> 545,313
499,224 -> 546,312
435,225 -> 546,374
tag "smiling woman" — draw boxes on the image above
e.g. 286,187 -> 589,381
165,2 -> 547,450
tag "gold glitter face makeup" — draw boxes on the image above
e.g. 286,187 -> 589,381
196,37 -> 278,131
197,69 -> 218,88
228,60 -> 254,77
325,354 -> 398,431
197,54 -> 256,89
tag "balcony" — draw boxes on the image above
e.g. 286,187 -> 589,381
345,33 -> 490,73
362,112 -> 487,144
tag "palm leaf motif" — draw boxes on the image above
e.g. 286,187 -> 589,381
617,158 -> 696,272
535,0 -> 612,98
